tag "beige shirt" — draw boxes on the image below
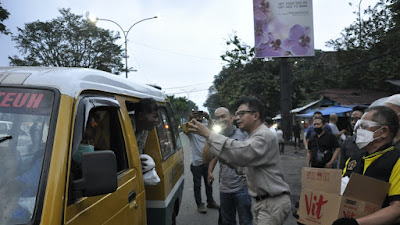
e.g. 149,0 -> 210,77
208,124 -> 290,197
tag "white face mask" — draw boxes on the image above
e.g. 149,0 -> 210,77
355,127 -> 382,149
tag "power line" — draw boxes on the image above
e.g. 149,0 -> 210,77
163,82 -> 212,90
132,41 -> 221,61
165,88 -> 209,95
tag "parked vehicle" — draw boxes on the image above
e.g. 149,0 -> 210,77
0,66 -> 184,225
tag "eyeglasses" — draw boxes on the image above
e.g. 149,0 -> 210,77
234,110 -> 255,117
354,119 -> 381,130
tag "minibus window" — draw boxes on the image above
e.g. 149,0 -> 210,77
166,103 -> 182,150
0,87 -> 54,224
156,108 -> 176,160
71,107 -> 128,182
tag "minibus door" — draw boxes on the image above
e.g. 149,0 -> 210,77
65,96 -> 144,225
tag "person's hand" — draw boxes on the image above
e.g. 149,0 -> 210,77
332,218 -> 358,225
325,162 -> 333,168
207,173 -> 214,185
140,154 -> 155,173
188,119 -> 211,138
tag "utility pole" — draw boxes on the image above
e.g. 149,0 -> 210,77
358,0 -> 363,47
280,58 -> 292,142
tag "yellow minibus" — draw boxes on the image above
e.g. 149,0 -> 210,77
0,66 -> 184,225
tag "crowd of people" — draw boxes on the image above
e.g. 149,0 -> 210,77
183,93 -> 400,225
91,94 -> 400,225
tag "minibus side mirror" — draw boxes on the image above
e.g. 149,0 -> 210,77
72,150 -> 117,197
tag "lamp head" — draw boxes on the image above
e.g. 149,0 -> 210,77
88,14 -> 98,23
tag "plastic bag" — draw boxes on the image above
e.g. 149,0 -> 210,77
143,168 -> 160,186
140,154 -> 155,173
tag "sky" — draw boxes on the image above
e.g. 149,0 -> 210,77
0,0 -> 378,112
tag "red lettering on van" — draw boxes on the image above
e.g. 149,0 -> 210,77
26,94 -> 44,108
13,93 -> 30,107
0,92 -> 44,108
305,192 -> 328,219
0,92 -> 17,106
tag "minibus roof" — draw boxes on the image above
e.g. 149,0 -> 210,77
0,67 -> 167,101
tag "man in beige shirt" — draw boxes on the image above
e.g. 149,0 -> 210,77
189,97 -> 291,225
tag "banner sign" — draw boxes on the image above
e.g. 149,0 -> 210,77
253,0 -> 314,58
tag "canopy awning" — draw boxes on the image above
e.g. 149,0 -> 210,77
296,106 -> 353,117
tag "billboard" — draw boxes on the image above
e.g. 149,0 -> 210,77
253,0 -> 314,58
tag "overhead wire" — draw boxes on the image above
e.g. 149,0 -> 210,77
132,41 -> 221,61
163,82 -> 213,90
165,88 -> 209,95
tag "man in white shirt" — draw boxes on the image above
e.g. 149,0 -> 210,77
264,116 -> 277,137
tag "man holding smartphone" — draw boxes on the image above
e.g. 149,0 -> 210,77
189,97 -> 291,224
184,110 -> 219,213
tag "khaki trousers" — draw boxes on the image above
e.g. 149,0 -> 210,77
252,193 -> 291,225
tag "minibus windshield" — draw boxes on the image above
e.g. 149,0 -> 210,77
0,87 -> 54,224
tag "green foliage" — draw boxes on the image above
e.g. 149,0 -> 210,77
208,36 -> 282,116
324,0 -> 400,91
9,8 -> 124,73
0,3 -> 10,35
167,95 -> 196,125
220,33 -> 255,68
206,35 -> 321,116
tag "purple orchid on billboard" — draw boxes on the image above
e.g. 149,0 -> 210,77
282,24 -> 312,56
253,0 -> 314,58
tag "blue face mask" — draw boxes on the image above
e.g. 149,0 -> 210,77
73,144 -> 94,163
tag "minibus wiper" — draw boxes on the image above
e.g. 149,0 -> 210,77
0,135 -> 12,142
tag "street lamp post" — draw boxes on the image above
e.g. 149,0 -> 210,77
90,16 -> 157,78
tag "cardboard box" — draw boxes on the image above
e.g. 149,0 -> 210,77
297,167 -> 390,225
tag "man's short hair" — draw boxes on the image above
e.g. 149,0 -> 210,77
365,106 -> 399,138
264,117 -> 273,125
234,97 -> 266,121
138,98 -> 158,114
352,105 -> 365,113
313,116 -> 325,124
313,111 -> 322,116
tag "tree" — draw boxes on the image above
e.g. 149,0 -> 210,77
9,8 -> 124,73
167,95 -> 197,125
326,0 -> 400,91
205,35 -> 283,117
0,3 -> 10,35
